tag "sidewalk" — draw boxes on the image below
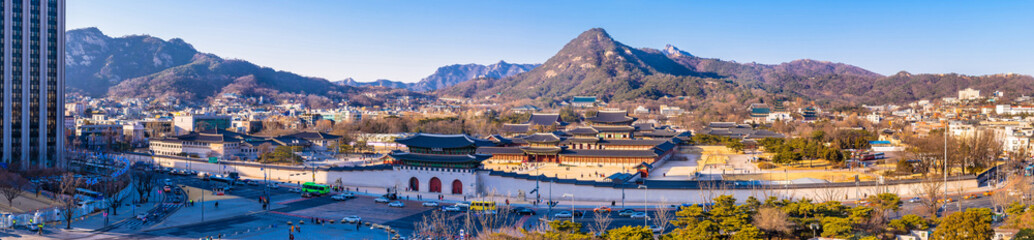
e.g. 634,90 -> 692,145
68,187 -> 162,232
145,192 -> 274,231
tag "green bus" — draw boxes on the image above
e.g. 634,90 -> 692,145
302,182 -> 330,195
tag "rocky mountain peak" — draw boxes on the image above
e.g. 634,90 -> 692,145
663,44 -> 693,58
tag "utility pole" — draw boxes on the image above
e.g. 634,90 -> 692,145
638,185 -> 648,227
943,123 -> 949,211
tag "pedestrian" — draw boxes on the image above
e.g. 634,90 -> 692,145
214,201 -> 219,208
357,220 -> 361,230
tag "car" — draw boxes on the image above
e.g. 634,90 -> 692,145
937,198 -> 955,204
136,213 -> 148,220
649,225 -> 664,233
908,197 -> 921,203
247,180 -> 260,186
342,192 -> 356,198
630,212 -> 650,219
331,194 -> 350,201
618,209 -> 637,217
375,197 -> 390,203
389,201 -> 405,208
512,207 -> 536,215
422,201 -> 439,207
593,206 -> 612,213
288,188 -> 302,193
164,178 -> 173,185
554,211 -> 573,218
572,211 -> 584,217
984,191 -> 994,196
964,194 -> 980,200
163,186 -> 172,192
442,206 -> 462,212
454,202 -> 470,208
267,183 -> 280,189
342,215 -> 362,223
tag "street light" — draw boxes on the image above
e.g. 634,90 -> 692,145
562,193 -> 574,222
638,185 -> 648,227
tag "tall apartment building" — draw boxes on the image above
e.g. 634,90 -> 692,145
2,0 -> 65,169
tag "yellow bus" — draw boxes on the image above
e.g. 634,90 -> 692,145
470,201 -> 497,212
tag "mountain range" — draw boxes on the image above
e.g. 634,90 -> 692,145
66,28 -> 421,106
335,61 -> 538,91
440,28 -> 1034,105
67,27 -> 1034,108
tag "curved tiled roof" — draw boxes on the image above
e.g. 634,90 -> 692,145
395,133 -> 483,149
566,127 -> 599,135
522,133 -> 561,143
586,110 -> 636,124
388,151 -> 491,163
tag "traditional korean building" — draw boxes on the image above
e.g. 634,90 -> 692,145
387,133 -> 494,195
500,113 -> 570,137
585,110 -> 637,139
388,133 -> 493,168
478,110 -> 682,166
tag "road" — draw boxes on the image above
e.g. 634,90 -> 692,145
93,170 -> 1007,239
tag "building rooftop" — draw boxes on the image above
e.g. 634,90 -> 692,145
586,110 -> 636,124
395,133 -> 491,149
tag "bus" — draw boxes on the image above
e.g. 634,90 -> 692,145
470,201 -> 497,212
75,188 -> 103,200
210,176 -> 235,184
302,182 -> 329,196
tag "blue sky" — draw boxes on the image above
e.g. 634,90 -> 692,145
69,0 -> 1034,83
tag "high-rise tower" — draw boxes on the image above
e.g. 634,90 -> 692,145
2,0 -> 64,169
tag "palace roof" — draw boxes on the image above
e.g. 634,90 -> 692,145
585,110 -> 637,124
395,133 -> 493,149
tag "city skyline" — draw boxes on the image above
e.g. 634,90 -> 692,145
68,0 -> 1034,83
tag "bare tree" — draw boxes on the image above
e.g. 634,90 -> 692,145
473,205 -> 517,237
0,171 -> 28,207
102,176 -> 129,216
754,207 -> 794,240
132,165 -> 158,203
590,210 -> 613,236
817,183 -> 846,203
652,200 -> 675,233
912,179 -> 944,218
58,173 -> 83,229
412,209 -> 460,239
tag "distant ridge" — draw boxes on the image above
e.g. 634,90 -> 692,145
440,28 -> 1034,105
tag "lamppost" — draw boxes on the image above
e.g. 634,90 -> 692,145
638,185 -> 648,227
562,193 -> 575,222
809,222 -> 820,238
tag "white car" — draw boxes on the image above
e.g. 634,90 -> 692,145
422,201 -> 439,207
454,202 -> 470,208
649,225 -> 664,233
374,197 -> 390,203
442,206 -> 462,212
389,201 -> 405,208
331,194 -> 349,201
342,192 -> 356,199
630,212 -> 650,220
342,215 -> 361,223
554,211 -> 573,218
267,184 -> 279,189
288,188 -> 302,193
